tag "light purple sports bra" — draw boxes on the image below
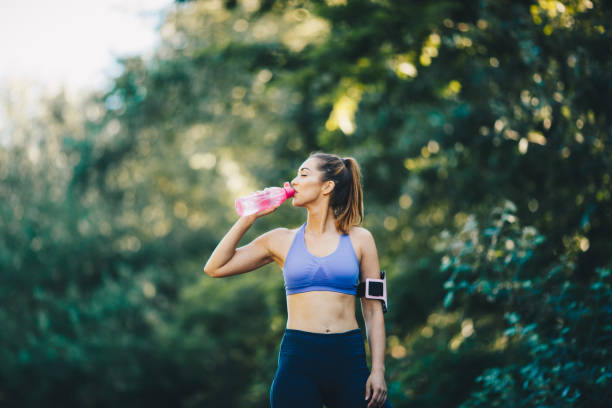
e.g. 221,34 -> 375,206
282,223 -> 360,296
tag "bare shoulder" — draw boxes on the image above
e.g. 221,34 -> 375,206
347,225 -> 376,261
262,227 -> 297,244
348,225 -> 375,243
259,226 -> 300,267
254,227 -> 292,248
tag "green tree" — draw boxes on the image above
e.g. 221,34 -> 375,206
1,0 -> 610,406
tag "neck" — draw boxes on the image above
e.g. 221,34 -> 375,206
305,205 -> 337,235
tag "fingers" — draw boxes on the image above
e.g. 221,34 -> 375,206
366,385 -> 378,408
366,390 -> 379,408
377,389 -> 387,407
254,203 -> 281,218
265,203 -> 282,214
365,377 -> 371,406
366,387 -> 387,408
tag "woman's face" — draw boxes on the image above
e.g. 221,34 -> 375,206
290,157 -> 331,207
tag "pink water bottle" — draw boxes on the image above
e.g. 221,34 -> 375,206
235,182 -> 296,216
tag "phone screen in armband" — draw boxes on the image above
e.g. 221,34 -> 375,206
368,281 -> 384,297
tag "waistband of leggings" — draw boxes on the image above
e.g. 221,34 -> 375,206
283,328 -> 362,338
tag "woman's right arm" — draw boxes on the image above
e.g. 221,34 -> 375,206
203,207 -> 279,278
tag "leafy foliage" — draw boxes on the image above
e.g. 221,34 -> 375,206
0,0 -> 610,407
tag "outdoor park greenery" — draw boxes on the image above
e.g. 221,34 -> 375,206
1,0 -> 610,406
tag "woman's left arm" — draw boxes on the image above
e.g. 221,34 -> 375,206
358,228 -> 388,408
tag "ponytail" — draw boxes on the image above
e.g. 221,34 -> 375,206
309,152 -> 364,234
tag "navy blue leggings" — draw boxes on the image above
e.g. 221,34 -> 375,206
270,328 -> 392,408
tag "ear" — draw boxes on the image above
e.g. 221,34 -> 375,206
322,180 -> 335,196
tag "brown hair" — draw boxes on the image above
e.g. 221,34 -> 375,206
309,152 -> 364,234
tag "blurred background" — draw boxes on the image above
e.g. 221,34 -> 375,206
1,0 -> 610,407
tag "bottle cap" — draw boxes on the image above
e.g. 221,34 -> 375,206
283,182 -> 295,198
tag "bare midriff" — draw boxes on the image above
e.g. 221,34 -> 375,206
286,291 -> 359,333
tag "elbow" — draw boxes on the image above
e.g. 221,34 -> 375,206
203,265 -> 220,278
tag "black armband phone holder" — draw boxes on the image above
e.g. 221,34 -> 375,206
356,270 -> 388,313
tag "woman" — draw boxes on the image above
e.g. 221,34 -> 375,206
203,152 -> 391,408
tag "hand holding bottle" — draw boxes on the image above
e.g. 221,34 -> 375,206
235,182 -> 295,217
